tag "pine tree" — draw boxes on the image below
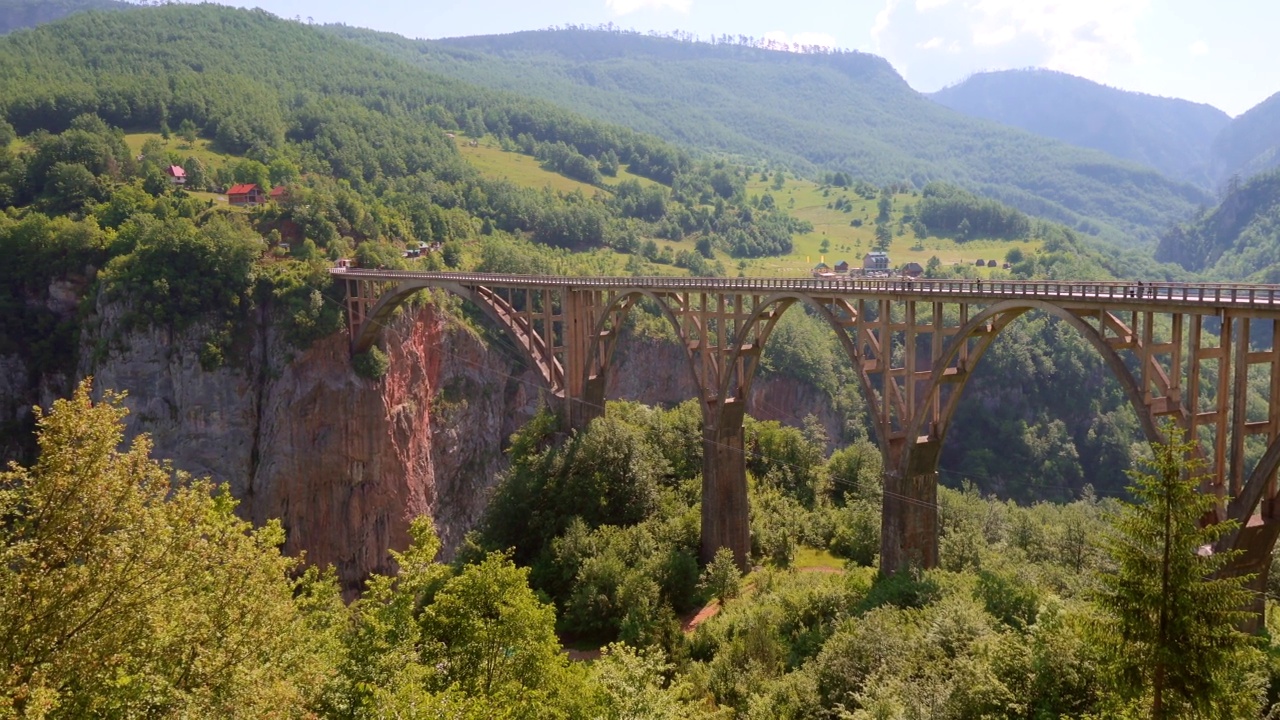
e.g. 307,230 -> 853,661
1095,425 -> 1263,718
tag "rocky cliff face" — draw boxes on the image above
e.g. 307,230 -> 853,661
80,300 -> 539,593
3,296 -> 841,593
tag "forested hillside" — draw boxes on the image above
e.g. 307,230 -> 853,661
1212,91 -> 1280,184
0,1 -> 1210,513
325,26 -> 1212,244
0,0 -> 130,34
1157,167 -> 1280,280
931,69 -> 1229,188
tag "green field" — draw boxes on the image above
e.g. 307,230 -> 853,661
739,176 -> 1042,277
459,141 -> 602,195
186,190 -> 229,206
124,132 -> 231,171
458,137 -> 662,195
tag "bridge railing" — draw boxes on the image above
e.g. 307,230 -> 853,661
329,269 -> 1280,306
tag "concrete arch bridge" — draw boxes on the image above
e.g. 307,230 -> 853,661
335,268 -> 1280,596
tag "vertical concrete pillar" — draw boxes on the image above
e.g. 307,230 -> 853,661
880,440 -> 940,574
567,374 -> 607,431
1220,518 -> 1280,633
701,400 -> 751,570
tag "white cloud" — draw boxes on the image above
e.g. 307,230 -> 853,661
604,0 -> 691,15
972,24 -> 1016,47
872,0 -> 1151,88
1190,39 -> 1209,56
763,30 -> 838,50
871,0 -> 900,50
966,0 -> 1150,77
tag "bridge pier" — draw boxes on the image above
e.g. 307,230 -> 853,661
880,439 -> 941,574
702,401 -> 751,570
568,375 -> 607,431
1220,516 -> 1280,632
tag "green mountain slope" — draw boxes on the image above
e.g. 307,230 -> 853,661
0,0 -> 131,35
325,26 -> 1211,244
1211,91 -> 1280,185
0,6 -> 696,187
1156,168 -> 1280,280
931,69 -> 1229,189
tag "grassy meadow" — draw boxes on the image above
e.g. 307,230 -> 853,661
740,176 -> 1043,277
124,132 -> 231,172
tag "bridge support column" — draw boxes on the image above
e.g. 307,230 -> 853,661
567,375 -> 607,431
880,440 -> 940,574
1220,517 -> 1280,632
702,401 -> 751,570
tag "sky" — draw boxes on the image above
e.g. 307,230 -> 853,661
213,0 -> 1277,117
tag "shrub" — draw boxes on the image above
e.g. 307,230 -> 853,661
353,346 -> 389,380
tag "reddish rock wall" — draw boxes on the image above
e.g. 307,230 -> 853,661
83,302 -> 537,593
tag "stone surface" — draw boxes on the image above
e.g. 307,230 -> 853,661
79,301 -> 538,593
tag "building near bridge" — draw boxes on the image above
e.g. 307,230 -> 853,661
864,251 -> 889,272
227,183 -> 266,207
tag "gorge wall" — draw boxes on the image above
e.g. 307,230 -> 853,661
2,293 -> 844,593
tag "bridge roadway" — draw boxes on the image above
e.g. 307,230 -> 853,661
335,267 -> 1280,616
333,268 -> 1280,312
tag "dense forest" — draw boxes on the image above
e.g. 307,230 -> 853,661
3,380 -> 1276,718
322,25 -> 1212,245
1157,168 -> 1280,280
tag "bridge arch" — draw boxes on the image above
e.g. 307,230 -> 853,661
352,281 -> 563,394
900,299 -> 1161,481
720,292 -> 878,441
578,289 -> 703,421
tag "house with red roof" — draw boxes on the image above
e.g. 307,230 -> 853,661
269,185 -> 289,202
165,165 -> 186,184
227,183 -> 266,207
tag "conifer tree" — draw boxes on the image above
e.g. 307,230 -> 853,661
1095,425 -> 1263,718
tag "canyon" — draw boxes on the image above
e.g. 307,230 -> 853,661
1,291 -> 843,593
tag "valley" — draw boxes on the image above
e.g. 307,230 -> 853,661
1,1 -> 1280,717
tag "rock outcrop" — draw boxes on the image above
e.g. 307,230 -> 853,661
80,301 -> 539,593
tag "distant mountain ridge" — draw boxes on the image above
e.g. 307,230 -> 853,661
1156,168 -> 1280,280
1211,91 -> 1280,184
929,69 -> 1229,189
0,0 -> 132,35
321,26 -> 1210,245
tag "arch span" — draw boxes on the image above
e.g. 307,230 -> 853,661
352,281 -> 563,394
578,290 -> 703,423
721,292 -> 878,443
901,299 -> 1161,480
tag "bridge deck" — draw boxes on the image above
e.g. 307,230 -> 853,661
332,268 -> 1280,314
